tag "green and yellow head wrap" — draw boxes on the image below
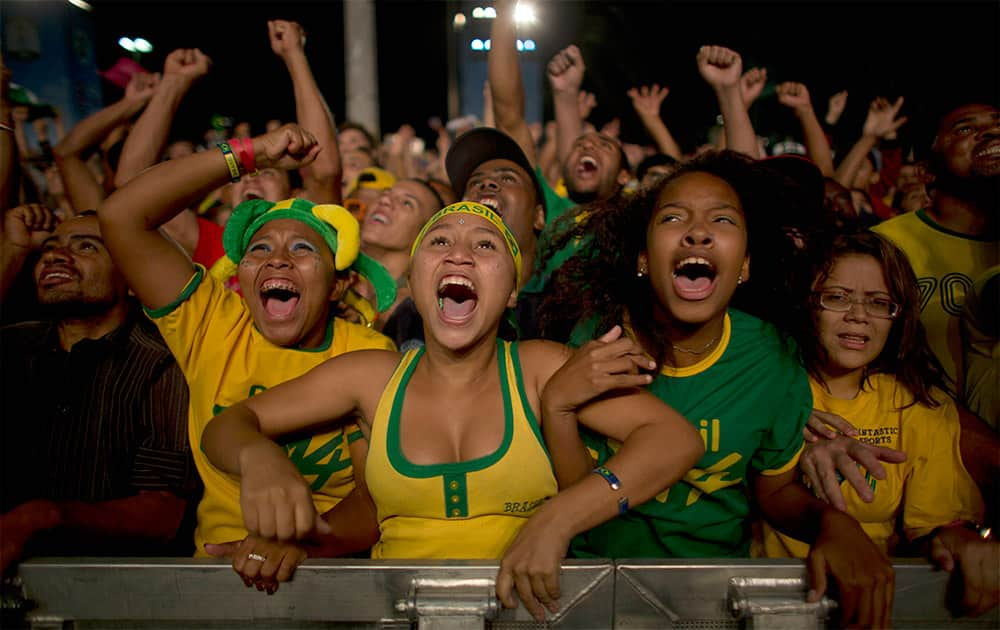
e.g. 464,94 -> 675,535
409,201 -> 522,288
209,197 -> 396,314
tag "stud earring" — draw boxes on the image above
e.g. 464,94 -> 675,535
737,275 -> 743,285
637,266 -> 647,278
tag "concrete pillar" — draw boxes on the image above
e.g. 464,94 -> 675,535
343,0 -> 380,138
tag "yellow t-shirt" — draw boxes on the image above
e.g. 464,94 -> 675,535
366,340 -> 558,559
873,210 -> 998,384
761,374 -> 983,557
147,266 -> 395,555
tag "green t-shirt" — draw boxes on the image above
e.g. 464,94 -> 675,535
569,309 -> 812,558
522,167 -> 585,295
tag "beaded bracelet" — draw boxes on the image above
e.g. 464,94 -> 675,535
218,142 -> 241,182
592,466 -> 629,514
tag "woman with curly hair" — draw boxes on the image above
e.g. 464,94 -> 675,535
539,150 -> 895,628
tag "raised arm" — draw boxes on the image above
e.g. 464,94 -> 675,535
0,204 -> 58,299
0,58 -> 16,210
114,48 -> 211,188
53,72 -> 159,212
98,124 -> 319,310
547,45 -> 586,168
834,96 -> 907,187
627,84 -> 682,159
269,20 -> 342,203
487,0 -> 536,165
697,45 -> 761,158
776,82 -> 835,176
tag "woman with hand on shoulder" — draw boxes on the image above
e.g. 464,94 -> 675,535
201,201 -> 704,620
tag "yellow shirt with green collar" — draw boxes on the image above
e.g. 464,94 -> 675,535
365,340 -> 557,559
147,265 -> 395,556
761,374 -> 984,558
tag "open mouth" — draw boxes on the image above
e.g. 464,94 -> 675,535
38,269 -> 76,287
973,142 -> 1000,159
260,279 -> 301,319
241,190 -> 264,202
478,196 -> 501,214
437,275 -> 478,323
672,257 -> 717,300
577,156 -> 599,175
368,210 -> 390,225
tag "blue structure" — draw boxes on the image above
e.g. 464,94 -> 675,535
2,0 -> 102,149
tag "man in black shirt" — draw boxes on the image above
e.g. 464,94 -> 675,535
0,208 -> 196,574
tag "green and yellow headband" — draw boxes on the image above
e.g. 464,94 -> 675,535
410,201 -> 523,287
209,197 -> 396,314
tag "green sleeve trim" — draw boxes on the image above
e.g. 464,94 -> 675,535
144,265 -> 205,319
347,428 -> 365,444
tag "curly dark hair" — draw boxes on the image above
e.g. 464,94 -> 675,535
538,150 -> 809,366
799,231 -> 953,408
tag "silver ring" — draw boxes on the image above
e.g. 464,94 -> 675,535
247,552 -> 267,562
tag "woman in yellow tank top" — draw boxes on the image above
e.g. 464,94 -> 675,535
202,202 -> 704,620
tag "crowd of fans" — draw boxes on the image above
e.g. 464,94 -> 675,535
1,2 -> 997,626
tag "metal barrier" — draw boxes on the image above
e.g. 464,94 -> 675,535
4,558 -> 997,629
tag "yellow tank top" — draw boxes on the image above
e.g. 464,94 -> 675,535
367,339 -> 558,559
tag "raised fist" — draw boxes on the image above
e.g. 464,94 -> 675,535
251,123 -> 321,171
697,45 -> 743,90
268,20 -> 306,59
547,45 -> 585,93
163,48 -> 212,83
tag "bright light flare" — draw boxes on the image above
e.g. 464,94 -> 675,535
118,37 -> 136,52
514,3 -> 536,24
67,0 -> 94,11
133,37 -> 153,53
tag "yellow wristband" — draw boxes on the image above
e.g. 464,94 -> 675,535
218,143 -> 241,182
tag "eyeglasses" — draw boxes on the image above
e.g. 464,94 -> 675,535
815,290 -> 900,319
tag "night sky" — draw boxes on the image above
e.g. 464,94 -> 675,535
85,0 -> 998,155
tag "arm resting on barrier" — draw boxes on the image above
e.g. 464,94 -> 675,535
1,492 -> 187,576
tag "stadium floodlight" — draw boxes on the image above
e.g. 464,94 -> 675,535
514,2 -> 536,24
472,7 -> 484,18
471,38 -> 484,51
67,0 -> 94,11
118,37 -> 136,52
483,7 -> 496,18
453,12 -> 467,28
133,38 -> 153,53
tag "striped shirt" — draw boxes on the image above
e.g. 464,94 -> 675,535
1,305 -> 196,513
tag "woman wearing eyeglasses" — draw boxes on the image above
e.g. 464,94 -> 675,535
539,151 -> 897,628
761,230 -> 996,617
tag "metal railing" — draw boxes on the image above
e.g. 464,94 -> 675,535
3,558 -> 996,629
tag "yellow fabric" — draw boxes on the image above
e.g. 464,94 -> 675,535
366,341 -> 557,559
873,212 -> 998,383
760,374 -> 983,558
148,267 -> 395,556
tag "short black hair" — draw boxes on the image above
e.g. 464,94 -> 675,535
636,153 -> 679,180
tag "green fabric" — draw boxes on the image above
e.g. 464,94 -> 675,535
536,165 -> 575,226
569,309 -> 812,558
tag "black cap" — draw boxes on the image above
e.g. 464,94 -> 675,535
446,127 -> 546,211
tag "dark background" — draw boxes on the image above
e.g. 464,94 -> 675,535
87,0 -> 999,155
